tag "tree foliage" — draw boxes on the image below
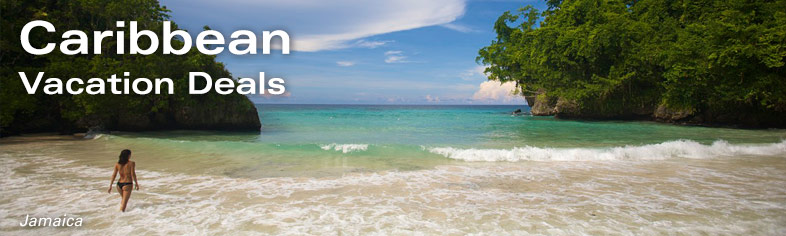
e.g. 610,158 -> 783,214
1,0 -> 257,134
478,0 -> 786,121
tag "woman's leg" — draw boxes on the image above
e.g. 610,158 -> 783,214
120,185 -> 133,212
116,185 -> 123,197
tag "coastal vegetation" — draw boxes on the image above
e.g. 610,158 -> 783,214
478,0 -> 786,127
1,0 -> 260,135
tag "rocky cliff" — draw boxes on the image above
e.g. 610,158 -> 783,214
527,93 -> 786,128
1,94 -> 261,136
91,95 -> 262,132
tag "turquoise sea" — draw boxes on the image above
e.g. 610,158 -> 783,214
2,104 -> 786,234
103,104 -> 786,175
256,104 -> 786,146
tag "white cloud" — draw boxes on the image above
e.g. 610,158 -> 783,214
471,80 -> 525,103
384,51 -> 408,63
440,23 -> 477,33
354,40 -> 394,49
166,0 -> 466,52
425,94 -> 440,103
384,50 -> 402,55
385,56 -> 407,63
336,61 -> 355,67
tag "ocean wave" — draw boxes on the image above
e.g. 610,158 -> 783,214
429,140 -> 786,162
320,143 -> 369,153
4,141 -> 786,234
83,133 -> 103,140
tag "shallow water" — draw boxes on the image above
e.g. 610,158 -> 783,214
1,105 -> 786,234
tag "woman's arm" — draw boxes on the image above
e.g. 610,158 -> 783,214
108,164 -> 118,193
132,162 -> 139,190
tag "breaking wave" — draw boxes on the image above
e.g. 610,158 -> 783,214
320,143 -> 369,153
429,140 -> 786,162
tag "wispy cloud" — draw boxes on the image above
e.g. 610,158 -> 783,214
384,50 -> 402,55
440,23 -> 477,33
336,61 -> 356,67
166,0 -> 467,52
385,56 -> 407,63
384,50 -> 408,63
354,40 -> 394,49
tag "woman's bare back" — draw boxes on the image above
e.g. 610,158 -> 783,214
116,161 -> 135,183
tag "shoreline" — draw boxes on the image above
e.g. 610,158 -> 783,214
2,138 -> 785,234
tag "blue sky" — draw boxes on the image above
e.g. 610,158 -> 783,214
161,0 -> 547,104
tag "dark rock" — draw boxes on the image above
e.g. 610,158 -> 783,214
553,97 -> 654,120
524,95 -> 536,108
105,95 -> 261,132
84,126 -> 107,139
554,98 -> 580,117
3,93 -> 261,137
529,92 -> 786,128
528,93 -> 557,116
654,105 -> 695,122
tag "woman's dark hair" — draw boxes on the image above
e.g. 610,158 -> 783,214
118,149 -> 131,165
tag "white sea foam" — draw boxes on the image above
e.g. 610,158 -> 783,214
320,143 -> 369,153
82,133 -> 103,140
2,151 -> 786,235
429,140 -> 786,162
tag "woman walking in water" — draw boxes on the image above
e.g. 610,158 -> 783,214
108,149 -> 139,212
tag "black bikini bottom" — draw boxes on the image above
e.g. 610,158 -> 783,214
117,182 -> 133,189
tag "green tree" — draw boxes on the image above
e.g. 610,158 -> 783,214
1,0 -> 259,135
479,0 -> 786,126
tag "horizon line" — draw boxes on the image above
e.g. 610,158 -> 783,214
252,103 -> 529,106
